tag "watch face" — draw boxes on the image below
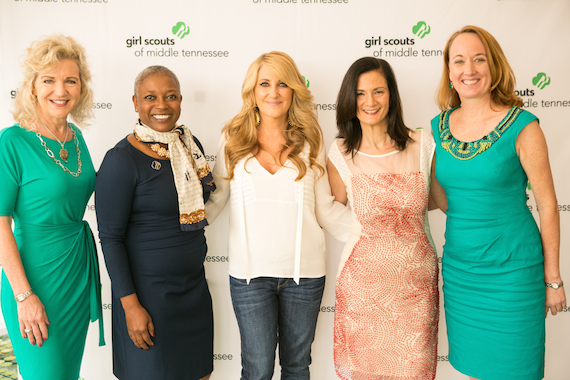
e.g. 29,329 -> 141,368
552,283 -> 560,289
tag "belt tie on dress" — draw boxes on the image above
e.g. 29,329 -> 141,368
80,220 -> 106,346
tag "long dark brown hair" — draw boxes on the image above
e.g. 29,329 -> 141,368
336,57 -> 411,155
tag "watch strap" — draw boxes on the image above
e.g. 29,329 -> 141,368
15,289 -> 33,302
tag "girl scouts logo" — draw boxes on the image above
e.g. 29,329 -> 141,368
532,73 -> 551,90
172,22 -> 190,39
412,21 -> 431,39
151,161 -> 162,170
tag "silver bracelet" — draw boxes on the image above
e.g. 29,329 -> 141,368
15,289 -> 33,302
545,281 -> 564,289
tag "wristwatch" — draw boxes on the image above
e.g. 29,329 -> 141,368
15,289 -> 33,302
545,281 -> 564,289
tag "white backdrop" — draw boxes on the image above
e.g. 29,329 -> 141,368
1,0 -> 569,379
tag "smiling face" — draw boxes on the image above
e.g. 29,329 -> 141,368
133,73 -> 181,132
33,59 -> 81,125
254,66 -> 293,125
448,32 -> 492,103
356,70 -> 390,130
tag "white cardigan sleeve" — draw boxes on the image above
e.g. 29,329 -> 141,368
313,146 -> 352,243
205,137 -> 231,224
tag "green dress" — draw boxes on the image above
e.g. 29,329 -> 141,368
0,125 -> 104,380
431,107 -> 545,380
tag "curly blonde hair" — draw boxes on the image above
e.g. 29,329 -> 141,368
223,51 -> 323,181
12,34 -> 94,129
436,25 -> 523,111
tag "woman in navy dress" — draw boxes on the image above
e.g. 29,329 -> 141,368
95,66 -> 215,380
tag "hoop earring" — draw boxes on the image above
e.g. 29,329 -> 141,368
255,107 -> 261,127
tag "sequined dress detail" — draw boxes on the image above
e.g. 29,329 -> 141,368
329,129 -> 439,380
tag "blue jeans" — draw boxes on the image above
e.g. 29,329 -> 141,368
230,276 -> 326,380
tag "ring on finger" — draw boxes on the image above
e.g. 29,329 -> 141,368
24,329 -> 32,334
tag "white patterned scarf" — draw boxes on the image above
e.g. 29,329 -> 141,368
134,120 -> 215,230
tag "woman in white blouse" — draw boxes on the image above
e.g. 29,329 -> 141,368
206,51 -> 349,380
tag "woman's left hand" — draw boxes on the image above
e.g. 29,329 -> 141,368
517,123 -> 566,318
545,286 -> 567,317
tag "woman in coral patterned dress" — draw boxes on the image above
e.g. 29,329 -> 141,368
328,57 -> 439,380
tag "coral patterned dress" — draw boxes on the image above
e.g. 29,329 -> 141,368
329,129 -> 439,380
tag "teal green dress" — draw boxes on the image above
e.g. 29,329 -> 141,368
0,125 -> 104,380
431,107 -> 544,380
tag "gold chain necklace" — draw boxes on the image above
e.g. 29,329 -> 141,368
36,129 -> 82,177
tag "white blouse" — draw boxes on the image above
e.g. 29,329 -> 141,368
206,138 -> 351,283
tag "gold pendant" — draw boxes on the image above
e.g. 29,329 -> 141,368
60,148 -> 69,162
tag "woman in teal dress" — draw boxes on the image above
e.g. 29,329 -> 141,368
0,35 -> 104,380
430,26 -> 566,380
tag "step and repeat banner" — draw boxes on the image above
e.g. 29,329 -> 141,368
1,0 -> 569,379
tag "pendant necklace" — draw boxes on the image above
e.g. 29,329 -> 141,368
34,120 -> 82,177
39,119 -> 70,162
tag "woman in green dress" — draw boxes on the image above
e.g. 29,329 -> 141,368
430,25 -> 566,380
0,34 -> 104,380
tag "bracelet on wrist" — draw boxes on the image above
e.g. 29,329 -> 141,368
545,281 -> 564,289
15,289 -> 33,302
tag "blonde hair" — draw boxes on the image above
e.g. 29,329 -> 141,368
436,25 -> 523,110
223,51 -> 323,181
12,34 -> 94,128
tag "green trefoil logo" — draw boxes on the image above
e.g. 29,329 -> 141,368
532,72 -> 550,90
412,21 -> 431,39
172,22 -> 190,39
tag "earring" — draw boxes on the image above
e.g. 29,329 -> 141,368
288,116 -> 295,128
255,107 -> 261,127
449,81 -> 453,89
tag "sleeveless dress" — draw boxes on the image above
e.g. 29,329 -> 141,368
431,106 -> 545,380
0,125 -> 104,380
329,129 -> 439,380
95,137 -> 214,380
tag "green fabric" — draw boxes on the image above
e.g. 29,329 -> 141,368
431,107 -> 545,380
0,125 -> 104,380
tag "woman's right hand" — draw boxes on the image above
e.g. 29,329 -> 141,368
121,294 -> 155,350
17,294 -> 50,347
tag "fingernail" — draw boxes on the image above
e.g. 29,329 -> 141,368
151,332 -> 155,337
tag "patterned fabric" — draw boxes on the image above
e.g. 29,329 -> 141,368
437,106 -> 522,160
330,129 -> 438,380
134,120 -> 215,230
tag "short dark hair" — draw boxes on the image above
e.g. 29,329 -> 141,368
336,57 -> 411,155
134,65 -> 180,98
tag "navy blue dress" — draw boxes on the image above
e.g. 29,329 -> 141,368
95,136 -> 213,380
